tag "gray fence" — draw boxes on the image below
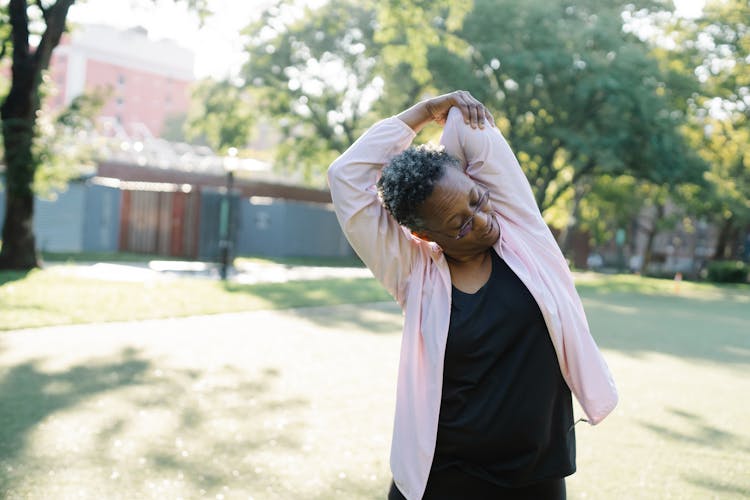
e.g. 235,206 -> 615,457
237,198 -> 353,258
0,183 -> 121,253
0,182 -> 354,259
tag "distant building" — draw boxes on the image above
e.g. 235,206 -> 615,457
47,23 -> 194,137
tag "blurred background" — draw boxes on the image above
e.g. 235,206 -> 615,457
0,0 -> 747,281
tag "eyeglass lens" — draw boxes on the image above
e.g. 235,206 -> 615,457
456,190 -> 490,239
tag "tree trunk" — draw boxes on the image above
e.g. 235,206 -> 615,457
0,61 -> 39,270
713,215 -> 734,260
558,183 -> 586,256
0,191 -> 37,268
639,203 -> 665,275
0,0 -> 76,270
728,225 -> 741,260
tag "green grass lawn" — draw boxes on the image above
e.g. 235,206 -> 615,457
0,271 -> 748,498
570,277 -> 750,499
234,254 -> 365,268
0,268 -> 389,331
41,251 -> 365,268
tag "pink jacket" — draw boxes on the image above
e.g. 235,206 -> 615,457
327,107 -> 617,500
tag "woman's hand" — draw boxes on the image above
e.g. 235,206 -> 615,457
396,90 -> 495,133
425,90 -> 495,129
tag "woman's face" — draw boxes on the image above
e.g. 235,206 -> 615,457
415,167 -> 500,256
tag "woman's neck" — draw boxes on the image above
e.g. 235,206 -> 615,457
445,248 -> 493,294
445,247 -> 491,267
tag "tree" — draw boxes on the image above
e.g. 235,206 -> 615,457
238,0 -> 388,186
34,89 -> 107,195
0,0 -> 208,270
184,78 -> 256,153
693,117 -> 750,259
423,0 -> 705,218
688,0 -> 750,259
0,0 -> 76,269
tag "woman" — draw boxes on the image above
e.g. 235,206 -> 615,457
327,91 -> 618,500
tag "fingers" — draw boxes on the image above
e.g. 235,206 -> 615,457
484,108 -> 496,128
454,90 -> 493,129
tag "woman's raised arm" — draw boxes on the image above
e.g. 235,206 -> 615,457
327,116 -> 421,305
439,106 -> 553,241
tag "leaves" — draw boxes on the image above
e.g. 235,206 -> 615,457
239,0 -> 385,186
185,78 -> 256,153
424,0 -> 705,212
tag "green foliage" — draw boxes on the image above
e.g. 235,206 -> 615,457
185,78 -> 256,153
578,175 -> 640,246
230,0 -> 707,199
696,0 -> 750,108
33,89 -> 107,197
241,0 -> 385,186
160,112 -> 189,143
696,118 -> 750,223
423,0 -> 705,212
667,0 -> 750,256
706,260 -> 749,283
374,0 -> 471,87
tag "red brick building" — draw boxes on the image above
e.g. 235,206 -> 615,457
47,24 -> 194,137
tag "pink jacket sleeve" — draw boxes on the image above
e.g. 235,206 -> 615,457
439,107 -> 618,424
439,107 -> 554,242
327,117 -> 422,305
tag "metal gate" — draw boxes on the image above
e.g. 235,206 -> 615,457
118,187 -> 200,258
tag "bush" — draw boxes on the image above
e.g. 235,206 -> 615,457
706,260 -> 750,283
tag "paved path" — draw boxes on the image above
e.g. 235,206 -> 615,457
0,303 -> 402,499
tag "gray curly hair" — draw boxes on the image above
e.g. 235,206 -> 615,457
377,144 -> 460,231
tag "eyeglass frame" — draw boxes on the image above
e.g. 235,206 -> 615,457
454,188 -> 491,239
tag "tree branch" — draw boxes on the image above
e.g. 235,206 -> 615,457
34,0 -> 76,71
8,0 -> 31,63
541,157 -> 596,212
34,0 -> 49,22
534,143 -> 563,207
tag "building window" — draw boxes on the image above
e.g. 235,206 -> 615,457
117,74 -> 126,86
116,97 -> 124,107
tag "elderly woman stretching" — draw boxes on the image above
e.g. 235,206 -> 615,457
327,91 -> 618,500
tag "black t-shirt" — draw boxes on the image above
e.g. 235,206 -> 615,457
430,248 -> 575,487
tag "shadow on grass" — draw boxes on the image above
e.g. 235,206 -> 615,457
222,278 -> 392,310
0,269 -> 30,286
639,408 -> 750,497
580,289 -> 750,366
0,348 -> 308,498
684,474 -> 750,497
289,301 -> 402,335
235,254 -> 365,269
0,347 -> 150,492
638,407 -> 746,451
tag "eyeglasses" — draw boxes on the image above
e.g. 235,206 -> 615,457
455,189 -> 490,240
